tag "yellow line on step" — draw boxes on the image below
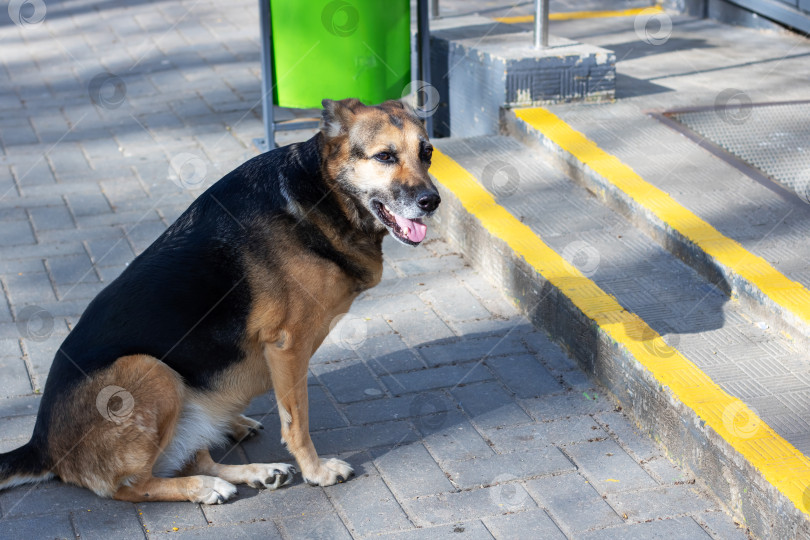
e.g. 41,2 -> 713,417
494,5 -> 663,24
514,106 -> 810,331
430,147 -> 810,517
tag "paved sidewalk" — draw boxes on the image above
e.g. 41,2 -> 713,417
0,0 -> 747,538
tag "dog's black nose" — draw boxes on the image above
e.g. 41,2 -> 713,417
418,191 -> 441,212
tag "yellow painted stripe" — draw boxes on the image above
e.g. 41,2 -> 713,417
430,147 -> 810,516
494,6 -> 662,24
515,107 -> 810,328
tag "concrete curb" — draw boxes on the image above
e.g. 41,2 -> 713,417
430,148 -> 810,539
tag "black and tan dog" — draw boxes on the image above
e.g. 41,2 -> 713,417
0,98 -> 439,504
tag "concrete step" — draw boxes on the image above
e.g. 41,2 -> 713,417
504,105 -> 810,351
429,134 -> 810,539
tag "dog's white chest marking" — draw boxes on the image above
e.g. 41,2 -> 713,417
153,401 -> 229,477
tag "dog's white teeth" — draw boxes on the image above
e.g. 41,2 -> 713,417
403,226 -> 410,237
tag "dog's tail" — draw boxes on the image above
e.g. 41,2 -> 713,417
0,442 -> 52,490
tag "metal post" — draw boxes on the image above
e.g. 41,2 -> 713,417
257,0 -> 275,151
417,0 -> 433,137
534,0 -> 549,49
430,0 -> 439,19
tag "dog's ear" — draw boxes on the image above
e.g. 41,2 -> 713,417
383,98 -> 421,123
321,98 -> 363,138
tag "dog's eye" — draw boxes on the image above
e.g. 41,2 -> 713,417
374,152 -> 395,163
421,146 -> 433,162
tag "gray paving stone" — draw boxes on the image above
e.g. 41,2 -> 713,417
483,509 -> 566,540
594,411 -> 663,462
0,257 -> 45,277
28,205 -> 74,232
311,421 -> 417,455
10,157 -> 55,188
4,272 -> 57,304
279,512 -> 352,540
46,253 -> 98,284
577,516 -> 712,540
695,510 -> 749,540
136,501 -> 208,532
73,503 -> 145,540
0,414 -> 36,445
149,521 -> 283,539
328,471 -> 412,537
421,282 -> 491,322
456,270 -> 519,320
381,363 -> 492,396
452,381 -> 532,429
394,253 -> 466,276
376,520 -> 494,539
0,220 -> 35,247
0,394 -> 40,418
372,442 -> 455,498
403,483 -> 537,526
607,484 -> 716,522
526,472 -> 623,533
483,415 -> 603,453
85,236 -> 136,267
418,334 -> 528,367
0,482 -> 130,519
343,390 -> 454,425
97,264 -> 126,283
442,316 -> 527,338
443,447 -> 574,489
0,356 -> 33,397
124,219 -> 167,254
0,337 -> 20,359
0,513 -> 76,540
385,307 -> 457,347
485,354 -> 563,398
564,439 -> 658,494
202,483 -> 334,525
355,333 -> 425,375
520,390 -> 612,421
311,358 -> 385,403
417,411 -> 494,463
643,456 -> 694,485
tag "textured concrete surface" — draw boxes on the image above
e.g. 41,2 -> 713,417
0,0 -> 748,538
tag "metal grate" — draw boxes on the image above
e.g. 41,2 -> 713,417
662,101 -> 810,202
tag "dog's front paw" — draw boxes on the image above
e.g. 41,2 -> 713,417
245,463 -> 297,490
303,458 -> 354,487
190,476 -> 238,504
229,414 -> 264,441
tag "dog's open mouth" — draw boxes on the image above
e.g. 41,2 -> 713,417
373,201 -> 427,245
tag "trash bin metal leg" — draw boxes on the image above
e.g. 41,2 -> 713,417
257,0 -> 275,151
534,0 -> 549,49
430,0 -> 439,19
417,0 -> 432,137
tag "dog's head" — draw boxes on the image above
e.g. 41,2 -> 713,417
320,98 -> 440,246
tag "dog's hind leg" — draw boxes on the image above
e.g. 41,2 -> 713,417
185,448 -> 295,490
51,355 -> 236,504
265,345 -> 353,487
228,414 -> 263,441
113,473 -> 237,504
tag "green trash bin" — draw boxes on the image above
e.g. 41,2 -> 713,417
269,0 -> 411,109
256,0 -> 431,149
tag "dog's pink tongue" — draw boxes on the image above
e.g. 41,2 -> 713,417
393,214 -> 427,243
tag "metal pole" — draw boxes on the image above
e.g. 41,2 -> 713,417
257,0 -> 275,151
417,0 -> 433,137
430,0 -> 439,19
534,0 -> 549,49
